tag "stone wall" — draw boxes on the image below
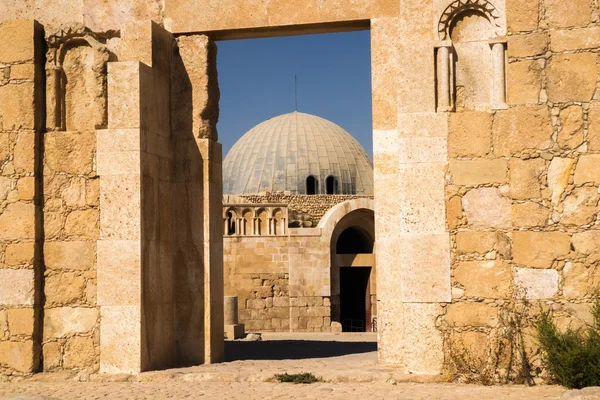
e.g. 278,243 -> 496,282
238,193 -> 373,226
440,0 -> 600,380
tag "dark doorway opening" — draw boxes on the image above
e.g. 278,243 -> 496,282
326,175 -> 338,194
336,226 -> 373,254
340,267 -> 371,332
306,175 -> 318,195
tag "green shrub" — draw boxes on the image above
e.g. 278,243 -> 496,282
536,298 -> 600,389
274,372 -> 321,384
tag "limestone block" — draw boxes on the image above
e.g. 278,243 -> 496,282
572,231 -> 600,254
398,137 -> 447,164
43,212 -> 63,240
510,158 -> 545,200
224,296 -> 239,325
0,269 -> 34,305
0,20 -> 36,63
224,324 -> 245,340
454,260 -> 511,298
17,177 -> 35,201
64,209 -> 99,239
513,231 -> 570,268
507,33 -> 547,58
558,106 -> 584,150
507,60 -> 542,105
512,202 -> 550,227
588,102 -> 600,151
561,187 -> 599,226
97,151 -> 140,176
402,303 -> 444,374
14,132 -> 36,172
449,331 -> 488,365
455,231 -> 501,254
399,233 -> 451,303
63,336 -> 95,369
107,62 -> 146,130
462,187 -> 511,229
0,202 -> 35,241
45,241 -> 95,270
100,305 -> 141,373
9,63 -> 35,81
547,53 -> 597,103
446,196 -> 463,230
563,262 -> 591,299
43,341 -> 62,370
506,0 -> 539,32
445,302 -> 498,327
5,242 -> 35,266
7,308 -> 34,336
100,175 -> 141,240
0,340 -> 35,372
396,41 -> 435,113
574,155 -> 600,185
550,27 -> 600,53
45,273 -> 86,305
448,112 -> 491,157
548,157 -> 575,204
545,0 -> 591,28
492,106 -> 552,156
397,112 -> 448,138
513,267 -> 559,299
44,307 -> 98,338
45,132 -> 95,175
97,240 -> 141,306
448,159 -> 507,186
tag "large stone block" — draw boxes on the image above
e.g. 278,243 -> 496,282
550,27 -> 600,52
43,341 -> 62,370
445,302 -> 498,327
44,307 -> 98,338
562,262 -> 591,299
572,231 -> 600,254
45,132 -> 95,175
513,231 -> 570,268
97,240 -> 141,306
574,155 -> 600,185
507,60 -> 542,105
493,106 -> 552,156
0,202 -> 35,241
548,157 -> 575,205
402,303 -> 444,374
448,159 -> 507,186
449,331 -> 488,365
63,336 -> 96,369
462,187 -> 511,229
0,20 -> 36,63
561,187 -> 599,226
14,131 -> 36,172
588,102 -> 600,151
512,201 -> 550,227
45,241 -> 95,270
64,209 -> 99,239
448,112 -> 491,157
510,158 -> 544,199
100,175 -> 141,240
100,305 -> 141,373
454,260 -> 511,298
455,231 -> 505,254
508,33 -> 547,58
7,308 -> 34,336
558,105 -> 584,150
5,242 -> 35,266
45,273 -> 86,305
506,0 -> 539,32
0,269 -> 34,306
513,267 -> 558,299
545,0 -> 591,28
0,340 -> 35,372
547,53 -> 597,103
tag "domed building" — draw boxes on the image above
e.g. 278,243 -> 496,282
222,112 -> 377,336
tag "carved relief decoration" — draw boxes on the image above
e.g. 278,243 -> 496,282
437,0 -> 502,40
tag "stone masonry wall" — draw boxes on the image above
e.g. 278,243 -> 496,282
441,0 -> 600,380
239,193 -> 373,226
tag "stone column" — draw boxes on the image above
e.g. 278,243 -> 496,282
223,218 -> 229,235
437,41 -> 453,112
223,296 -> 245,339
490,38 -> 508,110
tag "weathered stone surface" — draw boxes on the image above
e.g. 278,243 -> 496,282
445,302 -> 498,327
446,196 -> 463,230
550,27 -> 600,52
45,132 -> 95,175
547,53 -> 597,103
455,231 -> 501,254
0,203 -> 35,241
562,262 -> 591,299
45,273 -> 86,305
558,106 -> 584,150
44,307 -> 98,338
449,331 -> 488,365
506,0 -> 538,32
0,269 -> 34,305
454,260 -> 511,298
560,387 -> 600,400
0,20 -> 36,63
574,155 -> 600,185
448,159 -> 507,186
43,341 -> 62,370
63,336 -> 95,369
548,157 -> 575,205
45,241 -> 95,270
572,231 -> 600,254
545,0 -> 592,28
64,209 -> 99,239
7,308 -> 34,336
508,33 -> 547,58
17,177 -> 35,200
561,187 -> 599,226
5,242 -> 35,266
493,106 -> 552,156
513,231 -> 571,268
511,201 -> 550,227
507,60 -> 542,104
462,188 -> 511,229
448,112 -> 491,157
14,132 -> 35,172
402,303 -> 444,374
513,267 -> 559,299
588,102 -> 600,151
0,340 -> 35,372
510,158 -> 544,199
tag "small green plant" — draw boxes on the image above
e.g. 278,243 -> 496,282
536,297 -> 600,389
274,372 -> 321,384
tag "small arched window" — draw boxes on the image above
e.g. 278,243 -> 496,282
226,210 -> 236,235
326,176 -> 338,195
306,175 -> 319,195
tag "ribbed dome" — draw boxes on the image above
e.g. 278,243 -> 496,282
223,112 -> 373,195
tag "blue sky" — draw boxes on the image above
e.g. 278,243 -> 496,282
216,30 -> 373,158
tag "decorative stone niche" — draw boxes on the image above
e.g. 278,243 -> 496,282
223,204 -> 288,236
435,0 -> 508,112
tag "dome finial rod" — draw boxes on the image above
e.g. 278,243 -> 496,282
294,74 -> 298,111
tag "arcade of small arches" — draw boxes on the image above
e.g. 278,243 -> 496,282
223,205 -> 288,236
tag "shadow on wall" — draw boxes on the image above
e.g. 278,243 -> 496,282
224,340 -> 377,361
